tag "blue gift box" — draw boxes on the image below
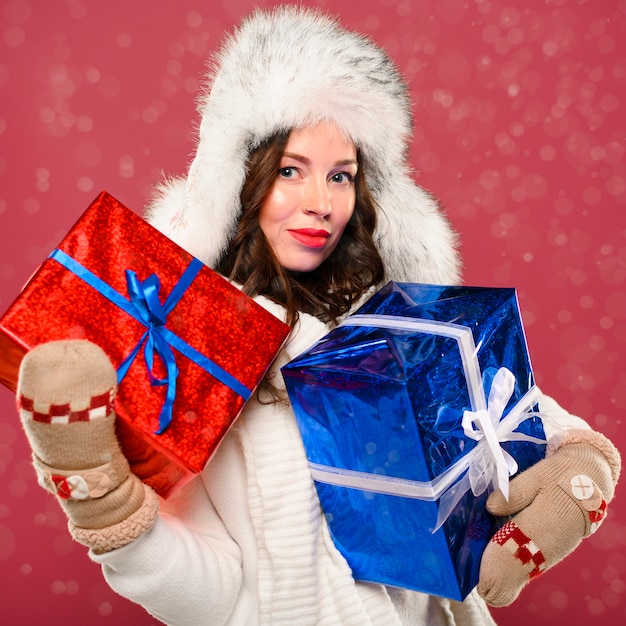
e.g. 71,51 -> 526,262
281,281 -> 547,601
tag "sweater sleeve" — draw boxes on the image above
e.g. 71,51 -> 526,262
535,388 -> 592,440
89,474 -> 244,626
88,300 -> 326,626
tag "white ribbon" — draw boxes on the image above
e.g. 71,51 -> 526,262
462,366 -> 519,502
308,314 -> 548,533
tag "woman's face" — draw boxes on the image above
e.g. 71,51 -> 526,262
258,121 -> 357,272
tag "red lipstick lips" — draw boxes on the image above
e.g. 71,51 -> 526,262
289,228 -> 330,248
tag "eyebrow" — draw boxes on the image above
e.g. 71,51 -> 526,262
282,152 -> 358,168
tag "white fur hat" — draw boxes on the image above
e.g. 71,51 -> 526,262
146,4 -> 461,285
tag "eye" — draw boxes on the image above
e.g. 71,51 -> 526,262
278,166 -> 298,179
330,171 -> 355,184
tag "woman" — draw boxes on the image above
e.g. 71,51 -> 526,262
16,6 -> 620,625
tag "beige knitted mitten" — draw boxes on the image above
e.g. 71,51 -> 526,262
478,429 -> 621,607
17,339 -> 159,553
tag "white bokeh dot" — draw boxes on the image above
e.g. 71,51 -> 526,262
521,309 -> 536,327
76,115 -> 94,132
65,580 -> 79,596
587,597 -> 605,616
167,59 -> 182,76
580,295 -> 594,309
98,602 -> 113,617
540,145 -> 556,161
142,107 -> 159,124
3,24 -> 25,47
606,174 -> 625,201
558,309 -> 573,324
554,232 -> 568,246
98,76 -> 121,98
169,40 -> 185,58
600,94 -> 619,112
85,67 -> 101,84
186,10 -> 203,28
51,580 -> 66,595
549,590 -> 568,610
507,83 -> 520,97
119,155 -> 135,179
77,176 -> 94,192
583,186 -> 602,205
23,197 -> 39,214
66,1 -> 87,19
598,35 -> 616,54
543,41 -> 559,57
523,173 -> 547,199
589,334 -> 605,351
116,32 -> 132,47
555,197 -> 574,216
600,316 -> 614,330
19,563 -> 32,575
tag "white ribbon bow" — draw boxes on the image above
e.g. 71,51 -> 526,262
461,367 -> 520,502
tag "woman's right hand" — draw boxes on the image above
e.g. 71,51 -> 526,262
17,339 -> 158,553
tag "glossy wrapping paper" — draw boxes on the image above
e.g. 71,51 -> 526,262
0,191 -> 290,498
281,281 -> 547,601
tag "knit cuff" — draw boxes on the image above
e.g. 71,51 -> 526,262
547,428 -> 622,490
69,483 -> 159,553
32,453 -> 128,500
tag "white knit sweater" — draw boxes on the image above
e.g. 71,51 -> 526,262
91,295 -> 586,625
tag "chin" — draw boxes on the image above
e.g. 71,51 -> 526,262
281,253 -> 328,273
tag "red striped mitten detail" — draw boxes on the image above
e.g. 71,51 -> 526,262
17,340 -> 158,553
489,521 -> 546,580
478,429 -> 621,607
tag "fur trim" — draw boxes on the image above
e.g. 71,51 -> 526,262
69,483 -> 159,553
145,5 -> 461,285
547,428 -> 622,488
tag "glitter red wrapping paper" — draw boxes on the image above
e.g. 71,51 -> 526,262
0,191 -> 290,497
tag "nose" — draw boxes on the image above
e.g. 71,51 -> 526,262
303,177 -> 331,217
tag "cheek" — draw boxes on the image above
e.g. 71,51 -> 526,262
258,196 -> 300,270
262,186 -> 295,217
336,200 -> 356,233
259,189 -> 293,235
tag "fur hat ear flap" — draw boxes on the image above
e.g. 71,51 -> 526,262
145,5 -> 462,286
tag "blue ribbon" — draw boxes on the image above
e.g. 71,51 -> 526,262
49,249 -> 252,433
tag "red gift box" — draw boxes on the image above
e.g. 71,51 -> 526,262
0,191 -> 290,497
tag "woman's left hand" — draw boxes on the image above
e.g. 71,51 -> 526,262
477,429 -> 621,607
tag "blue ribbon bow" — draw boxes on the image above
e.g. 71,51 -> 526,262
116,270 -> 180,433
49,249 -> 252,434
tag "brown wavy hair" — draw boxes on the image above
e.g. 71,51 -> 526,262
216,130 -> 384,327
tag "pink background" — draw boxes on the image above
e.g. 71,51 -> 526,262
1,1 -> 624,624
